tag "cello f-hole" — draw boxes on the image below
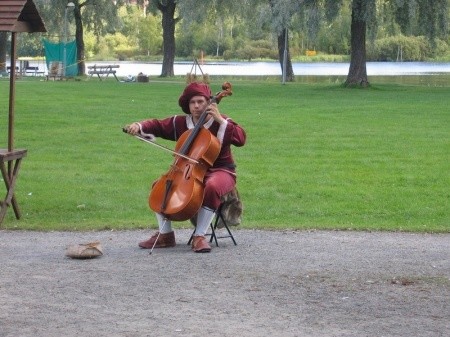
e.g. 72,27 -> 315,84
183,164 -> 192,180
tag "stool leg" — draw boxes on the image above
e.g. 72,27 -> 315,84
222,220 -> 237,245
212,210 -> 237,246
187,229 -> 194,245
209,218 -> 219,246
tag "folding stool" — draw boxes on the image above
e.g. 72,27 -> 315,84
188,202 -> 238,247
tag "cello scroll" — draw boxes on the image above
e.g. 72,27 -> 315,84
212,82 -> 232,104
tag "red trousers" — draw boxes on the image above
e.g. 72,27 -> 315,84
202,170 -> 236,210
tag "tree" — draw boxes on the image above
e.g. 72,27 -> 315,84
178,0 -> 297,81
344,0 -> 374,87
155,0 -> 253,77
120,5 -> 162,56
177,0 -> 259,59
268,0 -> 346,82
35,0 -> 123,76
276,28 -> 294,82
138,14 -> 163,56
392,0 -> 449,45
73,2 -> 86,75
345,0 -> 449,87
268,0 -> 296,82
143,0 -> 180,77
154,0 -> 178,77
73,0 -> 123,75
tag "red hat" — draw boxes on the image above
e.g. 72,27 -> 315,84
178,82 -> 212,114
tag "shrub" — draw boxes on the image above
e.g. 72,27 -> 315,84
367,35 -> 448,61
225,40 -> 277,61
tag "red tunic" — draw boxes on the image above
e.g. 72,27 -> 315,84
138,114 -> 246,209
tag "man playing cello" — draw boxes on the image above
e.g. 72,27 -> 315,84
125,82 -> 246,253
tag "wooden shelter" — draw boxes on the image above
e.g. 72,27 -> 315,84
0,0 -> 46,226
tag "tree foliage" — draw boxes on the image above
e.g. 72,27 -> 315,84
392,0 -> 449,41
30,0 -> 124,75
1,0 -> 448,78
34,0 -> 122,40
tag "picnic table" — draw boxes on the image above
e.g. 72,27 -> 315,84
25,66 -> 45,76
88,64 -> 120,81
7,66 -> 44,77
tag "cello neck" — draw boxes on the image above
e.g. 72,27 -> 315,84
178,96 -> 218,155
178,83 -> 232,155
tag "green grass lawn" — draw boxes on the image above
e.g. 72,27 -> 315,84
0,76 -> 449,232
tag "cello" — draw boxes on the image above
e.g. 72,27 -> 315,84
128,82 -> 233,222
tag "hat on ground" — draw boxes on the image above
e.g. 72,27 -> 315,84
65,241 -> 103,259
178,82 -> 212,114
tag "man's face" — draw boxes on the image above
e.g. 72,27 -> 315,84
189,95 -> 208,119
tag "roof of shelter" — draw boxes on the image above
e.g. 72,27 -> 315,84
0,0 -> 46,33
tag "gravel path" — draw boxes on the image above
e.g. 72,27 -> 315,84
1,229 -> 449,337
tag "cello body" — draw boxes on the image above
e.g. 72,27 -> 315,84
149,127 -> 221,221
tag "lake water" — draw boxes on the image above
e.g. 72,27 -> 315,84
90,61 -> 450,86
83,61 -> 450,77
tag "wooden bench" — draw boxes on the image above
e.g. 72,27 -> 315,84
6,66 -> 19,73
88,65 -> 120,81
25,66 -> 45,76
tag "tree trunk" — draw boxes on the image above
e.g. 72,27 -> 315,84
278,28 -> 295,82
345,0 -> 369,87
158,0 -> 177,77
268,0 -> 294,82
0,32 -> 7,72
74,6 -> 85,76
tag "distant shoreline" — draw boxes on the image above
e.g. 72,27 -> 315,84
5,60 -> 450,77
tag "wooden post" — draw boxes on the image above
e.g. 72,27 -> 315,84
8,32 -> 17,153
0,0 -> 47,226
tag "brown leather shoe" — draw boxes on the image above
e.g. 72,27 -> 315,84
138,231 -> 176,249
191,235 -> 211,253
